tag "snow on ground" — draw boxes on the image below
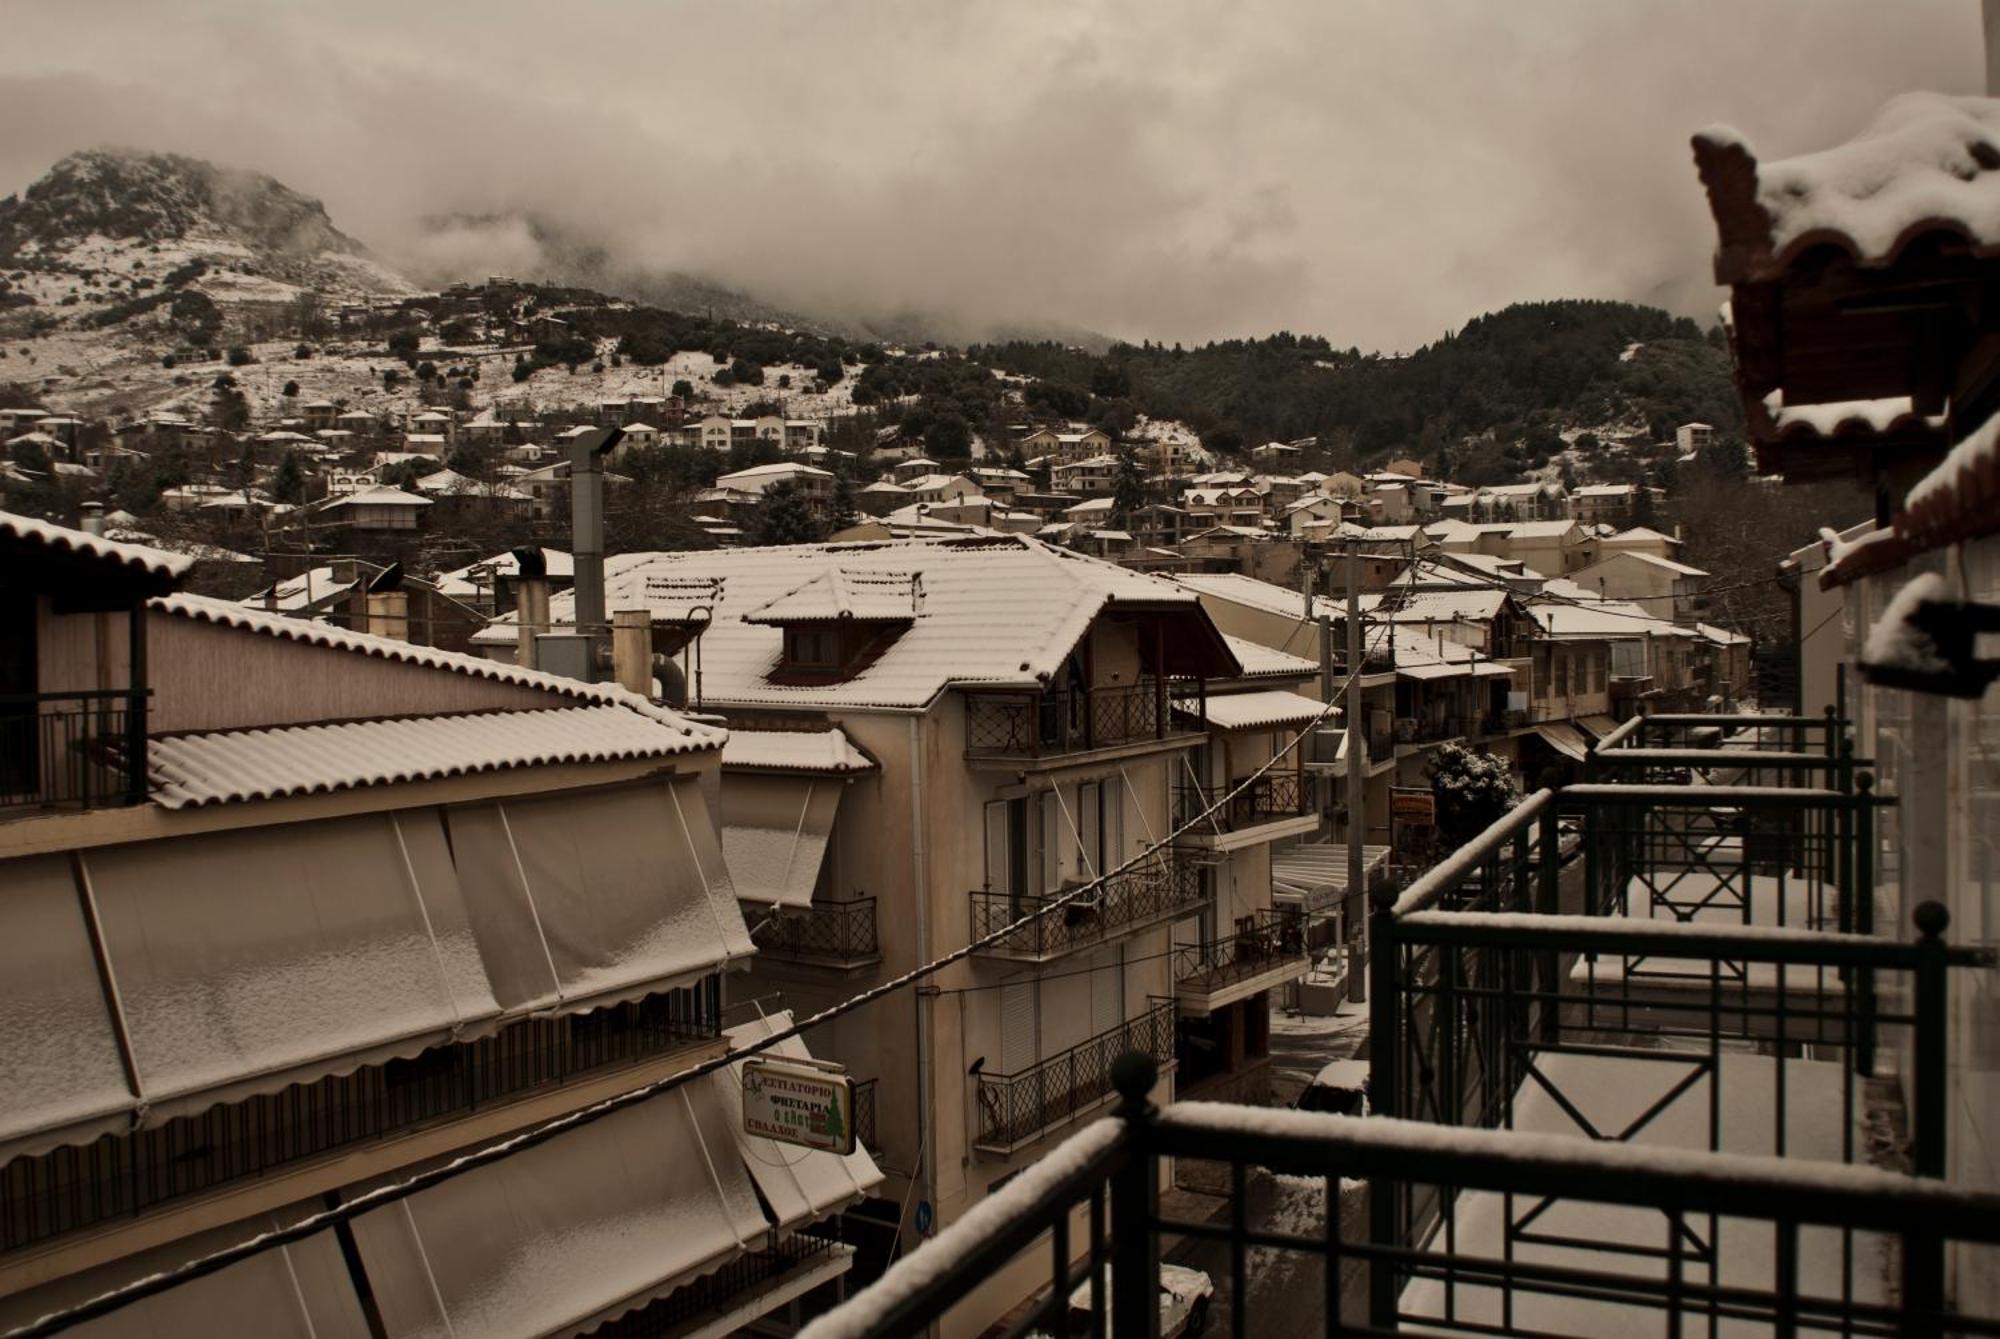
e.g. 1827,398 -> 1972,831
1619,340 -> 1643,362
1268,999 -> 1369,1108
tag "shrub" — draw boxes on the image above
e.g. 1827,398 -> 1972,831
226,346 -> 254,367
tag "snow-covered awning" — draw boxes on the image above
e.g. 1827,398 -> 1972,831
1535,722 -> 1591,761
1270,843 -> 1391,912
722,774 -> 844,908
719,1012 -> 884,1230
1396,660 -> 1514,682
445,777 -> 753,1013
348,1086 -> 769,1338
1192,689 -> 1325,731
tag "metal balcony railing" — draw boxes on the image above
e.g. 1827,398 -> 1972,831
1171,910 -> 1309,1004
972,1004 -> 1174,1154
1172,772 -> 1317,833
756,897 -> 880,966
803,1054 -> 2000,1339
964,680 -> 1199,758
0,689 -> 149,812
0,979 -> 723,1255
969,858 -> 1205,960
851,1077 -> 878,1153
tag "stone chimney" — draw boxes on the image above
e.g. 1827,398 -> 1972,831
366,591 -> 409,642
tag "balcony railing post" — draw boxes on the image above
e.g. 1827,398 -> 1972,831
1367,887 -> 1401,1332
1908,901 -> 1950,1337
1855,772 -> 1877,1076
1108,1052 -> 1159,1339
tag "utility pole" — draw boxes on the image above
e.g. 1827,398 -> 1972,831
1345,540 -> 1367,1004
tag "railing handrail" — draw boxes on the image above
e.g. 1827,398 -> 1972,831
0,688 -> 152,706
978,1000 -> 1174,1085
1560,781 -> 1846,804
1389,787 -> 1554,915
1588,746 -> 1841,767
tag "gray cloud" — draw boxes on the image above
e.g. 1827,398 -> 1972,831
0,0 -> 1980,348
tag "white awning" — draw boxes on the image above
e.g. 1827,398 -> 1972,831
445,776 -> 754,1014
1193,689 -> 1325,731
1535,722 -> 1591,761
1397,660 -> 1516,681
0,1202 -> 367,1337
77,810 -> 507,1134
0,855 -> 136,1162
718,1012 -> 884,1230
350,1086 -> 769,1339
1270,843 -> 1391,912
721,775 -> 843,909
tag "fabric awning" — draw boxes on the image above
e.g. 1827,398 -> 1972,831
718,1012 -> 884,1229
0,854 -> 137,1163
76,810 -> 506,1136
1578,714 -> 1622,739
1535,722 -> 1591,761
1270,843 -> 1391,912
350,1086 -> 769,1339
445,776 -> 753,1015
721,775 -> 844,908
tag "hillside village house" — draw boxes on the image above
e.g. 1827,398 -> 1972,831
1674,420 -> 1715,456
1183,485 -> 1267,529
715,461 -> 836,503
471,535 -> 1247,1337
1019,425 -> 1112,466
0,512 -> 878,1337
1568,547 -> 1709,619
1567,481 -> 1654,525
1049,454 -> 1120,496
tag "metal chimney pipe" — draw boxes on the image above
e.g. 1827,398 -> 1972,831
568,426 -> 623,656
79,501 -> 104,536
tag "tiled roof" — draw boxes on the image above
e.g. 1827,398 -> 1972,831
721,728 -> 876,774
1,509 -> 194,581
479,536 -> 1233,711
148,705 -> 712,809
160,594 -> 721,734
744,569 -> 923,623
1695,93 -> 2000,284
1222,634 -> 1318,680
1198,689 -> 1325,730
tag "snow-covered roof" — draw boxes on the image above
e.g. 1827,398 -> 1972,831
744,569 -> 923,624
1762,391 -> 1945,444
860,480 -> 910,495
148,704 -> 712,809
247,565 -> 354,611
1198,689 -> 1325,731
1506,520 -> 1581,539
1580,550 -> 1707,577
433,547 -> 574,596
1376,588 -> 1510,622
1065,496 -> 1116,516
1223,634 -> 1319,680
1695,622 -> 1752,647
720,727 -> 875,774
0,509 -> 194,581
1695,92 -> 2000,283
1526,598 -> 1682,640
321,486 -> 432,510
162,594 -> 720,732
475,536 -> 1235,711
1572,483 -> 1638,497
1601,526 -> 1681,547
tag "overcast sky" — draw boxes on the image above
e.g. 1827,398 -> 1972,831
0,1 -> 1982,349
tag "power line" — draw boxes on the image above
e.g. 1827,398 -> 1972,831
12,626 -> 1387,1339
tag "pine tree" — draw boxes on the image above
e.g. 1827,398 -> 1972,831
270,450 -> 305,505
1111,450 -> 1146,524
829,470 -> 859,532
751,481 -> 826,546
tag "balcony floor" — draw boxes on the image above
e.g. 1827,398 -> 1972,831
1175,811 -> 1322,853
1401,1049 -> 1884,1335
1175,953 -> 1311,1015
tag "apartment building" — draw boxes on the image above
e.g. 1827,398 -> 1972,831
1567,548 -> 1709,620
0,511 -> 876,1337
474,534 -> 1240,1338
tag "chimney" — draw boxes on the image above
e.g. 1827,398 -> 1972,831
567,426 -> 623,679
366,591 -> 409,641
513,547 -> 550,670
611,609 -> 653,696
79,501 -> 104,536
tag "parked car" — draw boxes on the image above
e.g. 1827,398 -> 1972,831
1294,1058 -> 1369,1116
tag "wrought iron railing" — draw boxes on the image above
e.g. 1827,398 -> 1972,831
969,858 -> 1204,960
1172,910 -> 1308,999
973,1004 -> 1174,1153
800,1055 -> 2000,1339
964,681 -> 1198,758
0,981 -> 722,1255
758,897 -> 880,965
0,689 -> 149,812
852,1077 -> 878,1153
1173,772 -> 1317,832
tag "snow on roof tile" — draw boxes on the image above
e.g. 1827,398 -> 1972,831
1196,688 -> 1326,730
322,486 -> 432,510
160,593 -> 721,735
148,704 -> 711,809
744,569 -> 923,623
1696,93 -> 2000,283
1586,550 -> 1708,577
481,536 -> 1227,711
1,509 -> 194,581
720,727 -> 876,774
1222,634 -> 1319,680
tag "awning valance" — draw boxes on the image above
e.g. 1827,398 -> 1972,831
720,1012 -> 884,1229
1535,722 -> 1591,761
721,775 -> 844,908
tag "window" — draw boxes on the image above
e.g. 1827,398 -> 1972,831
784,627 -> 837,670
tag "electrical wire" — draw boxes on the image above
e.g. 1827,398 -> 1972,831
11,620 -> 1390,1339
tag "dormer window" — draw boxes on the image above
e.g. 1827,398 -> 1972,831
745,568 -> 923,683
786,627 -> 840,671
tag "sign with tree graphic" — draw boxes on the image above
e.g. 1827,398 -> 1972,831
741,1059 -> 856,1155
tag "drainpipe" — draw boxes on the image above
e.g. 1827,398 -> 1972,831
908,714 -> 936,1279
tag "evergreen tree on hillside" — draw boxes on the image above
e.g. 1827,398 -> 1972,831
1111,451 -> 1146,524
751,481 -> 825,546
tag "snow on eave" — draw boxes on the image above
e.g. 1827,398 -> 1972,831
1,509 -> 194,581
1898,405 -> 2000,554
720,727 -> 877,775
155,593 -> 723,740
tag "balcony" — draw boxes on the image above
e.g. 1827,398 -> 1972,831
972,1003 -> 1175,1155
0,689 -> 149,814
0,982 -> 721,1256
969,858 -> 1205,962
1172,910 -> 1310,1014
808,1053 -> 2000,1338
963,680 -> 1201,766
754,897 -> 881,971
1172,772 -> 1321,848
